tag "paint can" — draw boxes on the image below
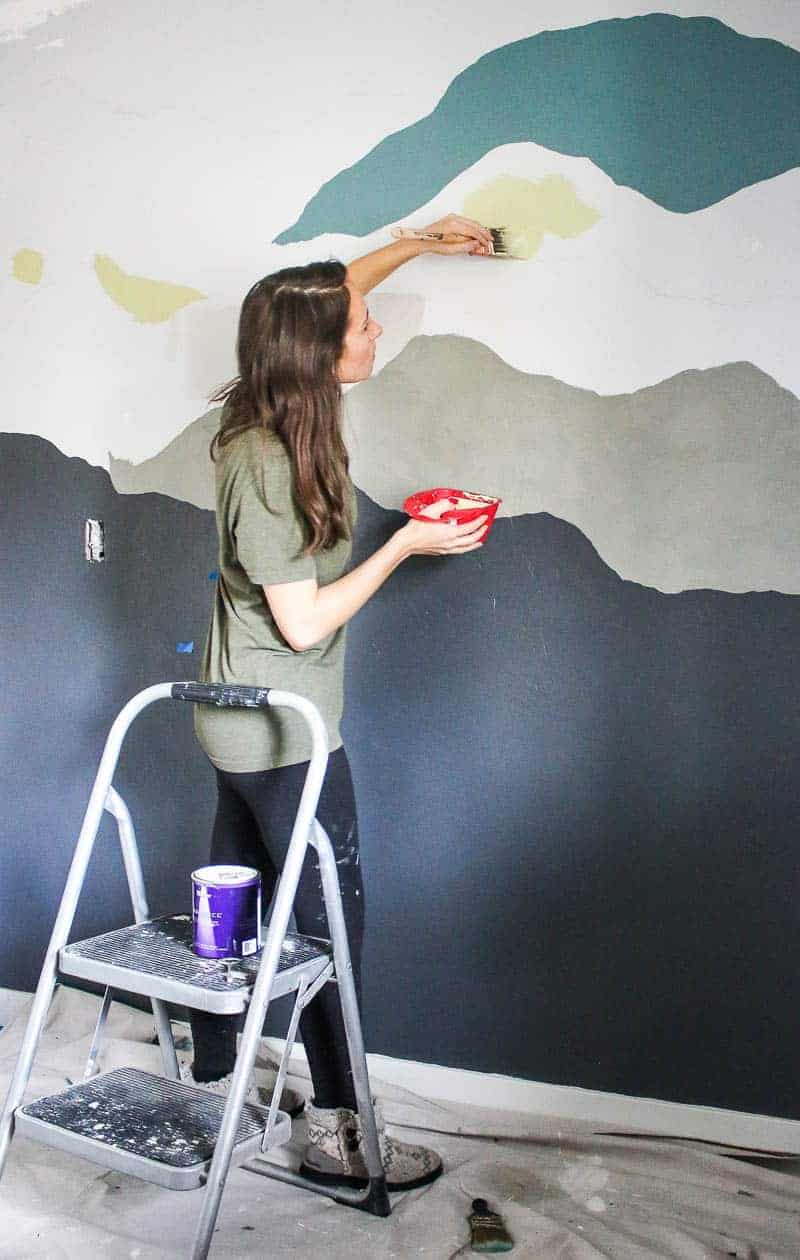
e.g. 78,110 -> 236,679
191,865 -> 262,959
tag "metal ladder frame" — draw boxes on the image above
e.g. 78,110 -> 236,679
0,682 -> 390,1259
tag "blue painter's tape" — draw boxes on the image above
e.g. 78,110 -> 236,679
176,641 -> 194,654
208,570 -> 218,580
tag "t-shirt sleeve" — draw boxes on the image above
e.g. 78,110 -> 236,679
230,449 -> 316,586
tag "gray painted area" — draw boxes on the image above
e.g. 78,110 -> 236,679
110,407 -> 219,510
4,432 -> 800,1121
109,341 -> 800,595
108,294 -> 425,510
344,339 -> 800,594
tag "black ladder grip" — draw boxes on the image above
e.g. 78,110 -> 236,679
171,682 -> 272,708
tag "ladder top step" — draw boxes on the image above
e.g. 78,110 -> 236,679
15,1067 -> 291,1191
59,916 -> 332,1013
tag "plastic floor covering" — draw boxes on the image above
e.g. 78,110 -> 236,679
2,986 -> 800,1259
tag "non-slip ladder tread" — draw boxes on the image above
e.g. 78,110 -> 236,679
58,916 -> 331,1011
16,1067 -> 290,1189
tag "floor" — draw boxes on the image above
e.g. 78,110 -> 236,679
2,987 -> 800,1259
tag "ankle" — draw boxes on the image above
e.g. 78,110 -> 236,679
310,1097 -> 358,1113
190,1064 -> 231,1084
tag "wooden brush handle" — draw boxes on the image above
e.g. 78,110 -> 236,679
391,226 -> 472,244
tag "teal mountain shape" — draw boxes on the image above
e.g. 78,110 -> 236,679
275,14 -> 800,239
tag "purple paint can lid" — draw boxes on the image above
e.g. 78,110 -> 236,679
192,864 -> 261,887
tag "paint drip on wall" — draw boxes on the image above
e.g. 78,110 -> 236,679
93,254 -> 206,324
462,175 -> 600,259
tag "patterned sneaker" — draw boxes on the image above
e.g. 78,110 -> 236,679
300,1097 -> 442,1191
180,1065 -> 305,1119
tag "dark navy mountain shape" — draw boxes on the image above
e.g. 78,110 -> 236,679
3,431 -> 800,1119
276,14 -> 800,239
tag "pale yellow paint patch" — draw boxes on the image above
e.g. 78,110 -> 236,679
463,174 -> 600,259
13,249 -> 44,285
93,254 -> 206,323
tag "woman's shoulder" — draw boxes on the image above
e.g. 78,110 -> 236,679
219,425 -> 288,475
216,427 -> 294,514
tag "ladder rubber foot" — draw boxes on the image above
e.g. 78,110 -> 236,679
343,1175 -> 392,1217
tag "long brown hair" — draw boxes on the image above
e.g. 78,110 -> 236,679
210,260 -> 352,554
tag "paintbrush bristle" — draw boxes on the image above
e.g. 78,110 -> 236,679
489,226 -> 510,255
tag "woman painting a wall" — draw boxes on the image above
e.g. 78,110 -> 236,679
3,2 -> 800,1140
187,216 -> 493,1188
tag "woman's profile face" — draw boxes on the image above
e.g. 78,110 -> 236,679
336,282 -> 383,384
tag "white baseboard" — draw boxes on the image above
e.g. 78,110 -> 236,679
262,1035 -> 800,1157
4,986 -> 798,1156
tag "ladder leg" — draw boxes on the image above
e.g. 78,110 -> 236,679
151,1000 -> 180,1080
311,820 -> 390,1216
0,963 -> 60,1177
80,987 -> 178,1082
0,683 -> 172,1180
105,787 -> 179,1080
83,987 -> 115,1080
191,863 -> 323,1252
260,963 -> 333,1151
191,905 -> 298,1259
261,974 -> 309,1150
0,777 -> 115,1176
191,695 -> 335,1257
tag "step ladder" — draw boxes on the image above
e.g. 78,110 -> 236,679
0,682 -> 391,1258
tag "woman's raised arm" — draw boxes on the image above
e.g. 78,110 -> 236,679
346,214 -> 493,293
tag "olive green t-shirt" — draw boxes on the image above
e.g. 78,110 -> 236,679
194,422 -> 356,772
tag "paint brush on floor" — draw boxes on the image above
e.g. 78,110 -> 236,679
468,1198 -> 514,1252
391,225 -> 511,256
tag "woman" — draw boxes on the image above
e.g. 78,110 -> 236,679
189,215 -> 492,1191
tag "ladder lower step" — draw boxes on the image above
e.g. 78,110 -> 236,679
15,1068 -> 291,1191
59,916 -> 332,1013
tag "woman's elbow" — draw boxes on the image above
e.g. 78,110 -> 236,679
280,622 -> 319,653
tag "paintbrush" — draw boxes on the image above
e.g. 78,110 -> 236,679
467,1198 -> 514,1252
391,225 -> 510,256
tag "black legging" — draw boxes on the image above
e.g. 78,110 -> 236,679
189,747 -> 364,1110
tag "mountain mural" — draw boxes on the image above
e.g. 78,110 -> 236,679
276,15 -> 800,241
110,345 -> 800,596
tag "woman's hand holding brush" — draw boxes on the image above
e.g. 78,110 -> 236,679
392,214 -> 498,256
392,214 -> 508,256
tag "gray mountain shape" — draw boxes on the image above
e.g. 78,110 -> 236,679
110,407 -> 221,514
109,339 -> 800,594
